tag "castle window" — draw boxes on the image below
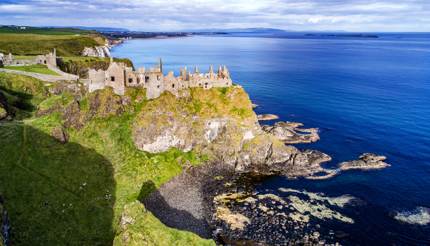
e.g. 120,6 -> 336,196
129,78 -> 133,83
145,76 -> 149,83
137,78 -> 141,84
44,60 -> 47,64
157,85 -> 160,89
172,84 -> 175,88
111,76 -> 115,82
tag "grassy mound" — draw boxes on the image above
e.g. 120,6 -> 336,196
0,73 -> 214,245
4,65 -> 59,76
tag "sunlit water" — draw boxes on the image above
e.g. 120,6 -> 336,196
112,34 -> 430,244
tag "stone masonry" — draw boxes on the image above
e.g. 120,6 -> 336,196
0,49 -> 57,67
87,58 -> 233,99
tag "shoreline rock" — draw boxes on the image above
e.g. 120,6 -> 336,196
262,121 -> 320,144
339,153 -> 390,171
257,114 -> 279,121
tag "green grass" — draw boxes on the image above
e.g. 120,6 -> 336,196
0,72 -> 48,119
0,33 -> 104,56
0,26 -> 92,35
0,73 -> 214,245
4,65 -> 60,76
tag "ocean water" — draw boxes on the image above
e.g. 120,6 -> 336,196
111,35 -> 430,244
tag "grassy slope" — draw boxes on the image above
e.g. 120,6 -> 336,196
0,73 -> 214,245
4,65 -> 60,76
0,27 -> 105,56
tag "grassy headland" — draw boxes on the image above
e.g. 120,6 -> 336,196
0,72 -> 214,245
0,26 -> 105,56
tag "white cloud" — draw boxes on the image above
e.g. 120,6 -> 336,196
0,0 -> 429,31
0,4 -> 32,12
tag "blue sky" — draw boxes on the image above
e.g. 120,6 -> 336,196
0,0 -> 429,32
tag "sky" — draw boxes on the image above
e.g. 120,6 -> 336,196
0,0 -> 429,32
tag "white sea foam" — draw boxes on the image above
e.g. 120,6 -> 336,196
394,207 -> 430,225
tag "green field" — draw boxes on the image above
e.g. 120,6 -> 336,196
0,27 -> 106,56
0,72 -> 214,245
0,26 -> 92,35
4,65 -> 59,76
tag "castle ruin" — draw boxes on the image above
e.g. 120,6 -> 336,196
87,58 -> 233,99
0,49 -> 57,67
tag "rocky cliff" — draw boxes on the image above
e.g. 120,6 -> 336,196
82,46 -> 111,58
132,86 -> 337,179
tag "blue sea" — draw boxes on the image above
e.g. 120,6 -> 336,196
112,34 -> 430,244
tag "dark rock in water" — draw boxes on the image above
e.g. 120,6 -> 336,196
51,126 -> 69,143
0,196 -> 10,246
257,114 -> 279,121
262,121 -> 320,144
339,153 -> 390,171
208,181 -> 355,245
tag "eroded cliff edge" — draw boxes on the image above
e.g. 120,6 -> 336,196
132,86 -> 337,179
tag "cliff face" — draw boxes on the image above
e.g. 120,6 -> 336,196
81,46 -> 111,58
132,86 -> 331,178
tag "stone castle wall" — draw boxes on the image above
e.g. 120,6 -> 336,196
0,49 -> 57,67
88,60 -> 233,99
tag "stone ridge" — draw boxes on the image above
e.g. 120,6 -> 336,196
86,59 -> 233,99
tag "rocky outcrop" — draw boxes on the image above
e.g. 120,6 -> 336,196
81,46 -> 111,58
339,153 -> 390,171
262,121 -> 319,144
257,114 -> 279,121
132,87 -> 337,180
62,89 -> 126,129
51,126 -> 69,143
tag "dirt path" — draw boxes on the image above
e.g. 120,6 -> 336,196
0,68 -> 78,82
